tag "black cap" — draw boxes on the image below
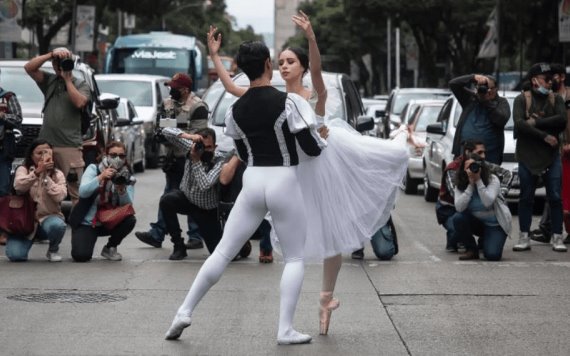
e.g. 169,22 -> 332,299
528,62 -> 552,78
550,63 -> 566,75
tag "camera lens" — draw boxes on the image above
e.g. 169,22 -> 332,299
477,85 -> 489,95
469,162 -> 481,173
60,58 -> 74,71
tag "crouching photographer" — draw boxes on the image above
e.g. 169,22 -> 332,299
70,142 -> 136,262
453,153 -> 512,261
158,127 -> 225,260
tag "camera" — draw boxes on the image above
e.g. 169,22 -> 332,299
477,85 -> 489,95
59,57 -> 75,72
194,141 -> 205,155
469,161 -> 481,173
112,170 -> 135,185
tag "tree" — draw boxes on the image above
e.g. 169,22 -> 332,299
22,0 -> 73,54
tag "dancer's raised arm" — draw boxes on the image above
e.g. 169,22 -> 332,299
207,26 -> 247,98
292,11 -> 327,117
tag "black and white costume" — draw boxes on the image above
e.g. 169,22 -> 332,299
168,86 -> 326,342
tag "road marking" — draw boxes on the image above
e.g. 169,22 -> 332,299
413,241 -> 442,262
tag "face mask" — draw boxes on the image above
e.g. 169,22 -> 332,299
200,150 -> 214,164
536,85 -> 551,95
170,88 -> 182,101
106,156 -> 124,170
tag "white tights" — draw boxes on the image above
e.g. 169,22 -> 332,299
176,167 -> 308,338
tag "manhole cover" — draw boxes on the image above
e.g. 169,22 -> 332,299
7,292 -> 127,304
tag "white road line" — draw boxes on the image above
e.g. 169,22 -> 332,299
413,241 -> 442,262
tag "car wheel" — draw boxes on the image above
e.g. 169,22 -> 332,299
423,172 -> 438,202
404,171 -> 418,195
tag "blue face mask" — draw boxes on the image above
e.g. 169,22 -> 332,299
536,85 -> 551,95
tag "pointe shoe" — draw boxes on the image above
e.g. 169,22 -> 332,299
164,314 -> 192,340
319,291 -> 340,335
277,330 -> 312,345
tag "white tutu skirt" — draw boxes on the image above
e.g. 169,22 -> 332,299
271,119 -> 409,262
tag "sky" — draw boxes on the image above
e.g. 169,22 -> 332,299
225,0 -> 274,34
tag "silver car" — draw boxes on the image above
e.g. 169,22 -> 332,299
113,97 -> 146,173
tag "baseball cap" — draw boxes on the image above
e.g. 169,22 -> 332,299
527,62 -> 553,78
165,73 -> 192,89
550,63 -> 566,75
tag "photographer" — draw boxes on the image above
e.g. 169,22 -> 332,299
135,73 -> 208,250
24,47 -> 90,206
71,142 -> 136,262
453,153 -> 512,261
159,127 -> 225,260
449,73 -> 511,165
4,139 -> 67,262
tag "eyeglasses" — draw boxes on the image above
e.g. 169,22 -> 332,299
108,153 -> 126,159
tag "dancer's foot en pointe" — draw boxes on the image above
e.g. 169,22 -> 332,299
319,291 -> 340,335
277,329 -> 312,345
164,313 -> 192,340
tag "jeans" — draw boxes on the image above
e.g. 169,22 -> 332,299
518,158 -> 563,234
149,159 -> 202,242
71,215 -> 136,262
443,214 -> 457,249
160,190 -> 221,253
0,154 -> 12,197
453,211 -> 507,261
257,219 -> 272,252
5,215 -> 67,262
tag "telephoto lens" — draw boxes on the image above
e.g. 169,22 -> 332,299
477,85 -> 489,95
60,58 -> 75,71
469,161 -> 481,173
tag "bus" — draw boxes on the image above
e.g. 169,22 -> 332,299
103,32 -> 208,91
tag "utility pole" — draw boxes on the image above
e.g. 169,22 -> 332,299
396,26 -> 400,88
387,18 -> 391,93
494,0 -> 500,80
70,0 -> 77,52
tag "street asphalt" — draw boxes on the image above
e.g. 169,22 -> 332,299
1,168 -> 569,356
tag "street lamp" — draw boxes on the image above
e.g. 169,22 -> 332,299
161,0 -> 212,30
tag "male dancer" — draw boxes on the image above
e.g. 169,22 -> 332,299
165,41 -> 326,344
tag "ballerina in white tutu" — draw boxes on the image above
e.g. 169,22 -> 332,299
207,11 -> 408,336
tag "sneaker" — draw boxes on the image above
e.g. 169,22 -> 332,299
552,234 -> 568,252
351,248 -> 364,260
185,239 -> 204,249
458,249 -> 479,260
239,240 -> 252,258
513,232 -> 531,251
46,251 -> 62,262
564,235 -> 570,245
135,231 -> 162,248
445,245 -> 458,252
530,228 -> 551,243
101,246 -> 122,261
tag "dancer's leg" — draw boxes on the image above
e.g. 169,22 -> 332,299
319,254 -> 342,335
266,169 -> 311,343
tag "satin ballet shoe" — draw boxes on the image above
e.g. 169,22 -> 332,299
277,330 -> 312,345
164,314 -> 192,340
319,292 -> 340,335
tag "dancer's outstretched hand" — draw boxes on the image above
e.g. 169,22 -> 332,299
292,10 -> 315,40
207,25 -> 222,56
318,125 -> 329,139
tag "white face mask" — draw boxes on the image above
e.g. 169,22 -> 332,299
536,85 -> 551,95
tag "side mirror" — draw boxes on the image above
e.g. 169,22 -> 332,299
356,115 -> 374,132
99,97 -> 119,110
115,117 -> 130,127
426,122 -> 445,135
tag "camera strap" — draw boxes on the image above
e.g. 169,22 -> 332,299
41,77 -> 59,115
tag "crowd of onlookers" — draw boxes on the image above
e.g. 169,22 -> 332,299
435,62 -> 570,261
0,48 -> 568,264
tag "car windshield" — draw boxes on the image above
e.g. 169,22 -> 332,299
393,92 -> 450,115
453,97 -> 515,129
97,80 -> 153,107
415,105 -> 444,132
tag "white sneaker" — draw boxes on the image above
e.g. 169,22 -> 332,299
277,330 -> 312,345
101,246 -> 122,261
552,234 -> 567,252
513,232 -> 531,251
46,251 -> 62,262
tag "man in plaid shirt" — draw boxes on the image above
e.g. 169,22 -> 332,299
159,127 -> 225,260
0,71 -> 23,245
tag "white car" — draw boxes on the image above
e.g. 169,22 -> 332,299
95,74 -> 170,168
422,91 -> 544,202
114,97 -> 146,172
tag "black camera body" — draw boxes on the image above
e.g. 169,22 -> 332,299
469,161 -> 481,173
477,85 -> 489,95
194,141 -> 205,155
59,58 -> 75,72
112,170 -> 134,185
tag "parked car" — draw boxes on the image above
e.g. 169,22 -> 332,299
379,87 -> 451,138
398,100 -> 446,194
362,97 -> 387,137
95,74 -> 170,168
0,59 -> 119,169
112,97 -> 146,172
422,90 -> 543,203
202,70 -> 374,153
